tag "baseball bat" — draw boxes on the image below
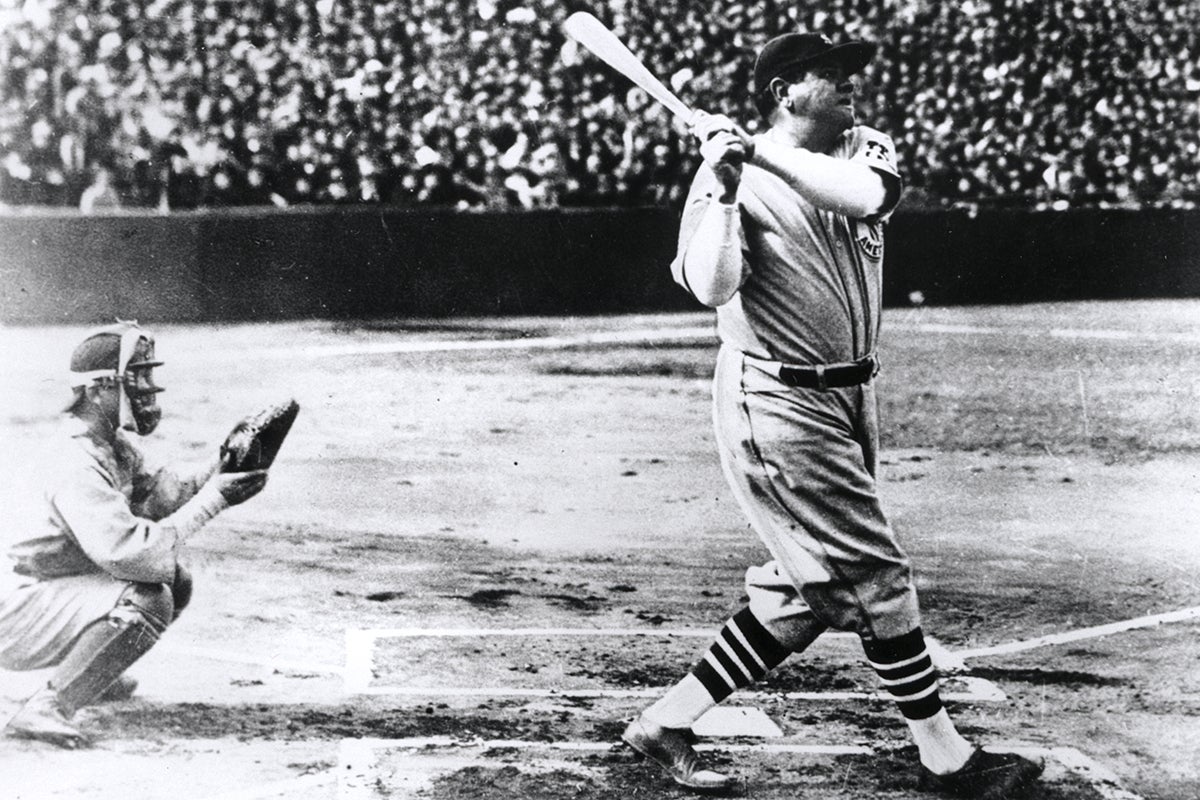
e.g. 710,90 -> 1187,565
563,12 -> 695,125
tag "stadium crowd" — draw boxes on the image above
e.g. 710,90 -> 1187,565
1,0 -> 1197,211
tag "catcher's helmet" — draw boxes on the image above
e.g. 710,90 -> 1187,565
68,320 -> 164,435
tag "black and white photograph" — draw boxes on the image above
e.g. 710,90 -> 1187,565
1,1 -> 1198,798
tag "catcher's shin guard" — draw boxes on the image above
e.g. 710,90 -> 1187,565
50,583 -> 172,716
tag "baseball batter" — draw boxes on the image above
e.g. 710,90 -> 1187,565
0,321 -> 267,748
621,32 -> 1044,798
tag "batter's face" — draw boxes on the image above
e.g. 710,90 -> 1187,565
779,61 -> 857,132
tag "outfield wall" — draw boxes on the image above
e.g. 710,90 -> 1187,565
1,206 -> 1197,324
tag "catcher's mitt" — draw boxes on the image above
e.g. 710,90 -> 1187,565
220,398 -> 300,472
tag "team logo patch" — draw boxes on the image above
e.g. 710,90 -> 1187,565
863,140 -> 890,163
854,220 -> 884,260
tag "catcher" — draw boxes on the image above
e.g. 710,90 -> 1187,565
0,321 -> 297,748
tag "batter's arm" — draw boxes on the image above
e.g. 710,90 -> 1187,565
670,171 -> 749,308
750,137 -> 898,219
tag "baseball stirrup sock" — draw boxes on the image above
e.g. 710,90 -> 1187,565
862,628 -> 943,720
693,607 -> 791,703
644,607 -> 791,729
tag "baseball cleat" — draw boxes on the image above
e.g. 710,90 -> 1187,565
622,716 -> 731,792
95,675 -> 139,704
4,687 -> 91,749
919,747 -> 1044,799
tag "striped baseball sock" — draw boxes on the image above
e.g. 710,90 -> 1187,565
643,607 -> 791,729
863,628 -> 973,775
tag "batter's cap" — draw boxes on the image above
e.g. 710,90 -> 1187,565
753,32 -> 876,98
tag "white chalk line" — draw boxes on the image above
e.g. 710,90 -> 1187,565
345,685 -> 1001,703
188,741 -> 1145,800
235,319 -> 1200,363
157,604 -> 1199,698
326,739 -> 1143,800
889,321 -> 1200,345
156,642 -> 344,676
256,326 -> 716,360
171,740 -> 1145,800
191,771 -> 336,800
957,605 -> 1200,660
1050,746 -> 1147,800
341,735 -> 873,755
342,628 -> 1001,700
354,626 -> 856,638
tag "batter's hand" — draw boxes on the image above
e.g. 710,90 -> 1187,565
212,469 -> 268,507
691,111 -> 754,202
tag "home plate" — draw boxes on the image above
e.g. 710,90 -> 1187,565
692,706 -> 783,737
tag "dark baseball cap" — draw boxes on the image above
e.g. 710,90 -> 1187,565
753,32 -> 876,98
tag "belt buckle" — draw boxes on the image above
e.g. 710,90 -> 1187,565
814,364 -> 827,391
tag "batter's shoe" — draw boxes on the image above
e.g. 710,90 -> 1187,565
4,687 -> 91,749
622,716 -> 731,792
94,675 -> 138,704
919,748 -> 1044,799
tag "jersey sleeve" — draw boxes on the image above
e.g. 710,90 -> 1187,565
845,126 -> 902,221
669,164 -> 750,298
848,126 -> 900,178
128,436 -> 216,522
51,450 -> 180,584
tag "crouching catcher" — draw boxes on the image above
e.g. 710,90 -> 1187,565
0,321 -> 272,748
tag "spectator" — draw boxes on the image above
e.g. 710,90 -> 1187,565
0,0 -> 1197,210
78,165 -> 122,214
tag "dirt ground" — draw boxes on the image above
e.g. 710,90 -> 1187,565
1,302 -> 1198,800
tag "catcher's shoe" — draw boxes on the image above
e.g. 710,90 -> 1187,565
4,687 -> 91,749
622,716 -> 731,792
94,675 -> 139,704
919,748 -> 1044,799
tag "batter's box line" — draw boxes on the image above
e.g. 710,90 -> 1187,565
331,739 -> 1145,800
341,628 -> 1005,702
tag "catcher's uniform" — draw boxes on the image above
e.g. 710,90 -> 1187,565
673,125 -> 918,642
0,417 -> 208,670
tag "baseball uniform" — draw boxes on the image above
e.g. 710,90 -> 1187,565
674,124 -> 918,643
1,416 -> 211,670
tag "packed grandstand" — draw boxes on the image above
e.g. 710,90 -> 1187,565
1,0 -> 1197,210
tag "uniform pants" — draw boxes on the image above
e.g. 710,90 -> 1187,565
713,345 -> 921,643
0,572 -> 129,671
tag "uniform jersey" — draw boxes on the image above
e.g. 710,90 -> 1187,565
672,125 -> 900,365
4,417 -> 208,586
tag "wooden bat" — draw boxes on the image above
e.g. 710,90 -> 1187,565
563,12 -> 695,125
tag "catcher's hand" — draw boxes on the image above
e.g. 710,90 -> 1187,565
220,399 -> 300,473
214,469 -> 268,506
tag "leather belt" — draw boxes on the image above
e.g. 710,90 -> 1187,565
747,354 -> 880,391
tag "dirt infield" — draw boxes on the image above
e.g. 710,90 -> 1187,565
2,301 -> 1198,800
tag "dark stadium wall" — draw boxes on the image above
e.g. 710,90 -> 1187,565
0,212 -> 206,324
884,208 -> 1200,306
1,207 -> 1197,325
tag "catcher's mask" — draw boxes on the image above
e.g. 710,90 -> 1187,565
67,320 -> 165,435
